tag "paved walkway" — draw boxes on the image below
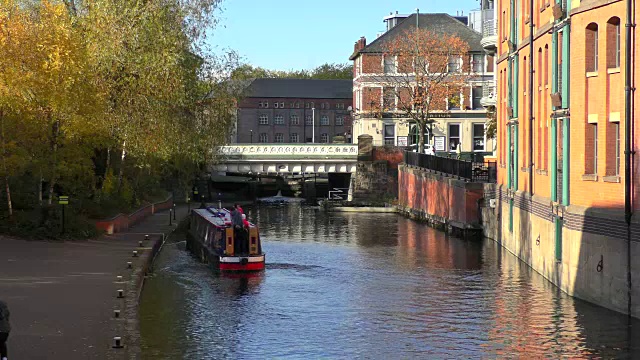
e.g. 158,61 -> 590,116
0,204 -> 191,360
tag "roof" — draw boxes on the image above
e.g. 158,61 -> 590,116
350,13 -> 482,60
244,78 -> 352,99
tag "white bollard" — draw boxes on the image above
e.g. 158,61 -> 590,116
113,336 -> 124,348
114,309 -> 120,318
132,250 -> 138,257
117,289 -> 124,298
127,262 -> 132,269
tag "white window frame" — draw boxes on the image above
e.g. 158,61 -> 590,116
274,115 -> 284,125
336,116 -> 344,126
320,133 -> 329,143
259,133 -> 268,143
274,102 -> 279,109
290,114 -> 299,125
448,123 -> 461,152
472,123 -> 486,152
320,115 -> 329,126
472,54 -> 484,73
264,101 -> 269,108
305,115 -> 313,125
290,133 -> 299,143
280,102 -> 285,108
259,114 -> 269,125
274,133 -> 284,143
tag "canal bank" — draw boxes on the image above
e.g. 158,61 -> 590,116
0,204 -> 190,359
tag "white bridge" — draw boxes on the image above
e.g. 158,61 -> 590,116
213,144 -> 359,175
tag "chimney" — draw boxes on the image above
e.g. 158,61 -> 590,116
354,37 -> 367,53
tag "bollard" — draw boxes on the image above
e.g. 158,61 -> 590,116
117,289 -> 124,298
133,250 -> 138,257
116,275 -> 123,282
114,309 -> 120,318
138,240 -> 143,247
113,336 -> 124,349
145,234 -> 149,241
173,204 -> 177,220
169,209 -> 173,226
127,262 -> 132,269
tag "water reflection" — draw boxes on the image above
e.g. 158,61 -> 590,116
140,203 -> 639,359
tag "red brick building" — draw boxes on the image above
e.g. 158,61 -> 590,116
493,0 -> 639,317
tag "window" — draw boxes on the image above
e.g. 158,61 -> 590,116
544,45 -> 549,85
264,101 -> 269,108
296,102 -> 300,108
320,115 -> 329,126
449,123 -> 461,151
258,102 -> 263,108
448,92 -> 461,110
321,103 -> 326,109
290,133 -> 299,143
615,122 -> 620,175
274,133 -> 284,143
593,124 -> 598,173
305,115 -> 313,125
585,123 -> 598,174
472,54 -> 484,73
472,86 -> 483,110
586,23 -> 599,72
306,102 -> 310,109
259,133 -> 268,143
290,114 -> 299,125
336,116 -> 344,126
274,102 -> 279,108
310,102 -> 315,108
448,56 -> 460,73
473,123 -> 485,151
280,102 -> 285,108
607,120 -> 621,176
336,103 -> 344,110
384,124 -> 395,145
274,115 -> 284,125
384,55 -> 396,73
383,87 -> 396,110
259,114 -> 269,125
607,17 -> 621,68
320,133 -> 329,143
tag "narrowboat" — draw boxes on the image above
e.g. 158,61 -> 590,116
187,207 -> 265,272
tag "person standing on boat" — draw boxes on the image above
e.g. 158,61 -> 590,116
231,207 -> 245,254
235,203 -> 244,214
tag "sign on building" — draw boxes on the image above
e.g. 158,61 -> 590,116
434,136 -> 446,152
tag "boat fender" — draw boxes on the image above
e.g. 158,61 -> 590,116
240,258 -> 248,265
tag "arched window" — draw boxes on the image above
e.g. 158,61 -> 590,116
586,23 -> 599,72
607,17 -> 621,68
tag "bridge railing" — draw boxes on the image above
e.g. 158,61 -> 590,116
220,144 -> 358,158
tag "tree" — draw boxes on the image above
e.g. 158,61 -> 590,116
231,63 -> 353,80
367,28 -> 471,152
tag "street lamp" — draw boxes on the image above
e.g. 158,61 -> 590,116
312,107 -> 315,143
250,129 -> 253,144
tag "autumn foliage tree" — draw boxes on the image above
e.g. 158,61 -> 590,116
0,0 -> 238,238
370,28 -> 471,152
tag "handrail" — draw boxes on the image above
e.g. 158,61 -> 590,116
403,151 -> 497,183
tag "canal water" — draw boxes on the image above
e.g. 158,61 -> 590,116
140,203 -> 639,359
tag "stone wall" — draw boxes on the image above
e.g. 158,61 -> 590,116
351,135 -> 401,203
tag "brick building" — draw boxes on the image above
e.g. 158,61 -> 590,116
350,12 -> 495,157
234,78 -> 353,144
494,0 -> 640,317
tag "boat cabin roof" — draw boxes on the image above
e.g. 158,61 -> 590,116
192,207 -> 254,229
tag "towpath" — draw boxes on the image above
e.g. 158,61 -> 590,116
0,203 -> 192,359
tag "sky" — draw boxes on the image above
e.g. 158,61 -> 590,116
209,0 -> 481,71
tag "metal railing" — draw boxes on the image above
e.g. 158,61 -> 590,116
403,151 -> 497,183
482,19 -> 496,38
